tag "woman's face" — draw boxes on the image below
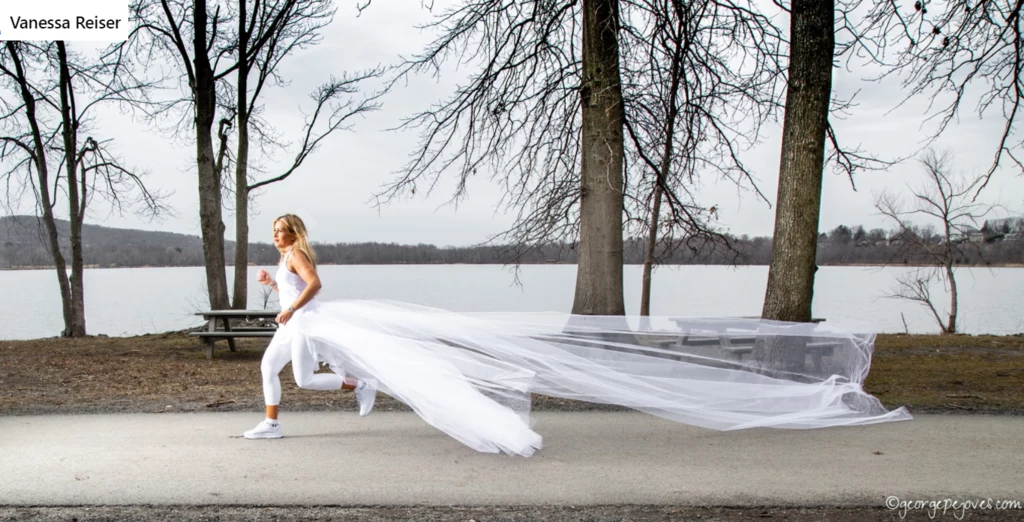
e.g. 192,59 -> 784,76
273,221 -> 294,249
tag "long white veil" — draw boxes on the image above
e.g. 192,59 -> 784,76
291,300 -> 911,456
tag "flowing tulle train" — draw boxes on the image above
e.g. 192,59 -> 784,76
277,299 -> 910,457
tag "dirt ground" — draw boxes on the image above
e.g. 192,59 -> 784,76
1,332 -> 1022,416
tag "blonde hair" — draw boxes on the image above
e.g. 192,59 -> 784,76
274,214 -> 317,268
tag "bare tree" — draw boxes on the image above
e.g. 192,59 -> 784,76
748,0 -> 1021,333
381,0 -> 795,315
0,41 -> 164,337
228,0 -> 383,309
853,0 -> 1024,190
761,0 -> 835,325
113,0 -> 370,310
257,279 -> 276,310
599,0 -> 896,334
111,0 -> 241,310
377,1 -> 626,314
571,0 -> 628,315
744,0 -> 839,375
876,149 -> 994,334
620,0 -> 785,315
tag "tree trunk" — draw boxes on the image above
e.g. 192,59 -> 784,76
193,0 -> 230,310
56,41 -> 86,336
6,42 -> 75,337
575,0 -> 626,316
945,262 -> 957,334
640,6 -> 686,317
761,0 -> 833,323
40,207 -> 74,337
756,0 -> 834,372
232,0 -> 251,310
640,185 -> 664,317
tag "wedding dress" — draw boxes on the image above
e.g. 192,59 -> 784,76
272,254 -> 911,457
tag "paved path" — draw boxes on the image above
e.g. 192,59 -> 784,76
2,412 -> 1021,506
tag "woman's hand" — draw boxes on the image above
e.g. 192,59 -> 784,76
276,309 -> 293,325
257,269 -> 271,285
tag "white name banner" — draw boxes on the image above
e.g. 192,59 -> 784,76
1,0 -> 129,41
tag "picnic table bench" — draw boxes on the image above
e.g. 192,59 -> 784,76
191,309 -> 279,359
661,317 -> 836,372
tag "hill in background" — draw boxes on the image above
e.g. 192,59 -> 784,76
3,214 -> 1022,269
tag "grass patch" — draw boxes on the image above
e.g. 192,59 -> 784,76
868,334 -> 1024,413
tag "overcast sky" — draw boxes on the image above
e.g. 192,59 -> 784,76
9,2 -> 1024,247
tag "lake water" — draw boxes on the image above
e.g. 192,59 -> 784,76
1,264 -> 1022,340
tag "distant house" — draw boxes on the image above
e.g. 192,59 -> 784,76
984,216 -> 1024,234
953,226 -> 984,243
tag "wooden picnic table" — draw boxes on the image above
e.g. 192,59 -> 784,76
191,309 -> 279,359
664,317 -> 833,372
666,317 -> 826,344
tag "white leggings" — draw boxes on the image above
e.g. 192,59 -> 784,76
261,336 -> 345,406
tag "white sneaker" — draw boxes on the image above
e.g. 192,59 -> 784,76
243,419 -> 283,439
355,379 -> 377,417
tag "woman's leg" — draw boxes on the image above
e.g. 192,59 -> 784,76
291,341 -> 347,391
261,338 -> 293,419
245,338 -> 293,439
290,340 -> 374,415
